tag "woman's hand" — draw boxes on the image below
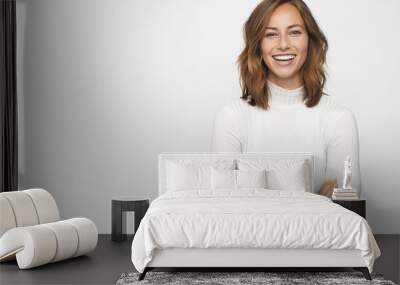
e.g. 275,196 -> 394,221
319,179 -> 338,198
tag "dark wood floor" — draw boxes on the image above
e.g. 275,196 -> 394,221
0,234 -> 399,285
0,235 -> 133,285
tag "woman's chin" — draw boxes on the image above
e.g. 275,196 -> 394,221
269,71 -> 299,81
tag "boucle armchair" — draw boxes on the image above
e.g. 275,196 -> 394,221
0,188 -> 98,269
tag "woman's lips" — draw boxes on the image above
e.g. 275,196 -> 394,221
272,55 -> 296,66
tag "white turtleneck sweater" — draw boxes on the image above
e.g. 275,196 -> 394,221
211,81 -> 361,194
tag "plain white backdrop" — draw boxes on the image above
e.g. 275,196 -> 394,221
16,0 -> 400,234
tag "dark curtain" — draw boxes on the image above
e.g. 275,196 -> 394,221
0,0 -> 18,192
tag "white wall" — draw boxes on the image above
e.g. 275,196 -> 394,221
16,0 -> 400,234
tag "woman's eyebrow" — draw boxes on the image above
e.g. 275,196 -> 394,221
265,24 -> 304,30
288,24 -> 304,29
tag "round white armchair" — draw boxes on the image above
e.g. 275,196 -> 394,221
0,188 -> 98,269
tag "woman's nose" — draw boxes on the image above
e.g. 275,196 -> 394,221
278,35 -> 290,50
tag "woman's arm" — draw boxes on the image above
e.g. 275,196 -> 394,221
325,109 -> 361,194
210,106 -> 242,153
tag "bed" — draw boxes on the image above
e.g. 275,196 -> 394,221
131,152 -> 381,281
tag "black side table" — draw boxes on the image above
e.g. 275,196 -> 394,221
332,199 -> 366,218
111,197 -> 150,242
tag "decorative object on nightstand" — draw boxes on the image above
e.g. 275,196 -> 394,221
332,155 -> 359,200
111,197 -> 149,242
332,188 -> 359,200
332,199 -> 366,218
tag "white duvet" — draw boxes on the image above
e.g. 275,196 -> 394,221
131,189 -> 380,273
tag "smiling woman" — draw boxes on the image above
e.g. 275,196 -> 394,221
262,4 -> 309,90
238,0 -> 328,109
211,0 -> 360,196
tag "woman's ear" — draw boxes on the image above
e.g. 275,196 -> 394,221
319,179 -> 338,198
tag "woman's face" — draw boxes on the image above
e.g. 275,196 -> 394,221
261,3 -> 309,89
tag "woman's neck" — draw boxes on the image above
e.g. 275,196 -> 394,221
267,79 -> 304,107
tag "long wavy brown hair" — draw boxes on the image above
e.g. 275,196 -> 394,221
238,0 -> 328,109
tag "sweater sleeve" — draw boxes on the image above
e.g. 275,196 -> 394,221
325,109 -> 361,193
210,105 -> 242,153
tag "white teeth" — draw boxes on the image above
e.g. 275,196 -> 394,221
273,55 -> 296,61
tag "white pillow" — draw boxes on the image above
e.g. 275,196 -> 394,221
266,167 -> 306,191
237,159 -> 309,191
211,168 -> 236,190
237,169 -> 268,188
211,168 -> 268,190
167,162 -> 211,191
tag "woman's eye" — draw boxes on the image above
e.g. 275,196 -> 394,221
290,30 -> 302,35
265,33 -> 278,38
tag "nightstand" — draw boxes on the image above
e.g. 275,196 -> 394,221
111,197 -> 150,242
332,199 -> 366,218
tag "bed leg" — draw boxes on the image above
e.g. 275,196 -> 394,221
138,268 -> 148,281
354,267 -> 371,280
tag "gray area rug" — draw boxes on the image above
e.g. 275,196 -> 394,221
116,271 -> 396,285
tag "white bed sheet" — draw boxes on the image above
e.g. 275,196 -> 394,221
131,189 -> 380,273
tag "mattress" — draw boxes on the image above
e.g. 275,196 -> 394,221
131,189 -> 380,273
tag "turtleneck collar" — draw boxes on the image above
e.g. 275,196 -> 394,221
267,80 -> 304,107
